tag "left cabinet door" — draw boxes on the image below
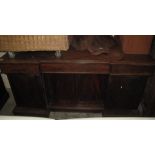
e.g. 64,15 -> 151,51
7,73 -> 47,109
0,63 -> 48,117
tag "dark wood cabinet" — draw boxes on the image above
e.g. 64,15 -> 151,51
0,76 -> 9,109
0,51 -> 155,117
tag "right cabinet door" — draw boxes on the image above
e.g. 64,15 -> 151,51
106,76 -> 147,109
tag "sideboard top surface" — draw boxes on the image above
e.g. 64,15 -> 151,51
0,46 -> 154,65
0,46 -> 155,75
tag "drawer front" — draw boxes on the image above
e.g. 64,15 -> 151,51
41,63 -> 109,74
111,64 -> 155,76
0,63 -> 39,74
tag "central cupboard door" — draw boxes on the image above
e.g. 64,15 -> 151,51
43,74 -> 108,112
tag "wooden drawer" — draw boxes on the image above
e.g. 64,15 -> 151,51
41,63 -> 109,74
0,63 -> 39,74
111,64 -> 155,76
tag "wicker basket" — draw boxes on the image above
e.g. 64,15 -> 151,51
0,35 -> 69,52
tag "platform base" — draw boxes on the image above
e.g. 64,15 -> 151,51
13,106 -> 50,118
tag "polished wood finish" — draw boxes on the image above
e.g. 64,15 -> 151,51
106,76 -> 147,109
7,74 -> 46,108
13,106 -> 49,117
41,63 -> 109,74
0,47 -> 155,117
111,64 -> 155,76
7,73 -> 48,116
0,63 -> 39,74
43,74 -> 108,112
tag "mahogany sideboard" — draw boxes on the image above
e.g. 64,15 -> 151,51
0,47 -> 155,117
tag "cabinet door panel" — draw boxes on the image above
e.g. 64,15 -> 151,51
8,74 -> 47,108
43,74 -> 108,111
43,74 -> 77,104
78,75 -> 107,101
106,76 -> 147,109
